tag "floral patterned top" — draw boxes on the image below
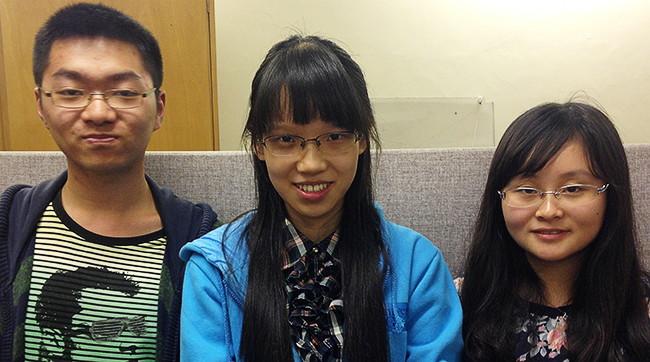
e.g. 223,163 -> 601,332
453,277 -> 650,362
515,302 -> 570,361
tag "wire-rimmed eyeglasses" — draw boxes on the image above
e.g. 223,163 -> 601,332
39,87 -> 156,109
258,131 -> 363,156
498,183 -> 609,208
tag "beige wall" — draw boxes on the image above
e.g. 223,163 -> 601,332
213,0 -> 650,150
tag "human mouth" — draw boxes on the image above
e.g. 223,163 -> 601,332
83,134 -> 118,144
296,183 -> 331,193
295,182 -> 332,201
532,228 -> 568,240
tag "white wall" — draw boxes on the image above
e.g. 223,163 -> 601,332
214,0 -> 650,150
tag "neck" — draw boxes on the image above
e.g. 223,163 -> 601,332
61,162 -> 162,237
527,253 -> 585,308
289,214 -> 341,242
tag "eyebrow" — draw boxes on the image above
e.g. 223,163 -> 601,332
266,127 -> 297,136
51,69 -> 82,80
562,169 -> 597,178
51,69 -> 143,83
516,169 -> 599,182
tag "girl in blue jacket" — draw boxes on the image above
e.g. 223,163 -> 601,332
179,35 -> 463,362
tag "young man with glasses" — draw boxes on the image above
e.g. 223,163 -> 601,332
0,3 -> 218,361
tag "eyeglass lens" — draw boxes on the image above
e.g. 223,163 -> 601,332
46,89 -> 153,109
264,132 -> 358,156
500,184 -> 607,207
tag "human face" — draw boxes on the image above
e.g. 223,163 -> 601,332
35,37 -> 165,175
256,118 -> 367,238
501,141 -> 606,272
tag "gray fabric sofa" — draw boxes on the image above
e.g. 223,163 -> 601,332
1,146 -> 648,277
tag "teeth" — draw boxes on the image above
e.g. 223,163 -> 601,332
298,183 -> 328,192
538,231 -> 562,234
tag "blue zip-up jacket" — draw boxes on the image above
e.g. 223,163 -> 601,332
0,172 -> 219,362
179,208 -> 463,361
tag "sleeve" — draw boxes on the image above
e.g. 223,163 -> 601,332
180,253 -> 234,362
405,239 -> 464,362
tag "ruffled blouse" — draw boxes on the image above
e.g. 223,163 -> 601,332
281,219 -> 343,362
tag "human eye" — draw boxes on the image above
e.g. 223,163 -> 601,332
513,187 -> 538,195
110,89 -> 140,98
267,135 -> 297,148
324,132 -> 353,142
274,135 -> 297,144
55,88 -> 85,98
560,184 -> 587,195
264,135 -> 299,155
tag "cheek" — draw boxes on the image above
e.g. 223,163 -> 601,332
337,153 -> 360,182
575,201 -> 606,238
502,206 -> 533,241
264,159 -> 292,191
42,111 -> 74,134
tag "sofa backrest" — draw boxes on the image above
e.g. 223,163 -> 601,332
1,146 -> 648,277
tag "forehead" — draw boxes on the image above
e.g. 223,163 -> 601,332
268,118 -> 345,135
511,141 -> 597,183
44,37 -> 151,86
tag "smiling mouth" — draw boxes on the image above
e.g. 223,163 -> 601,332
296,183 -> 331,192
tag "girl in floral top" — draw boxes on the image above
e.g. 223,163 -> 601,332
460,101 -> 650,362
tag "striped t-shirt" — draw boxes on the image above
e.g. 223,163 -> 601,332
23,193 -> 167,362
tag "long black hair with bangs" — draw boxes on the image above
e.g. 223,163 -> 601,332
236,35 -> 390,362
462,102 -> 650,361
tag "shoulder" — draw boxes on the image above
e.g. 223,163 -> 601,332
180,214 -> 251,265
146,175 -> 210,213
1,184 -> 33,206
1,174 -> 66,217
376,206 -> 451,286
380,213 -> 442,264
145,175 -> 219,236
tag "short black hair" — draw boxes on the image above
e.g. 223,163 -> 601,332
33,3 -> 163,89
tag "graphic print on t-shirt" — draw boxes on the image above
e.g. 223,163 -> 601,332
23,202 -> 166,362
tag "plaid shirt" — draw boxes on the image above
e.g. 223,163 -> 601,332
281,219 -> 343,362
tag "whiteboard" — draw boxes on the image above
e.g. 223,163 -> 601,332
372,97 -> 494,148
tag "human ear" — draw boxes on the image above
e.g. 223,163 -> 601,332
34,87 -> 49,129
358,137 -> 368,155
255,142 -> 266,161
154,90 -> 166,131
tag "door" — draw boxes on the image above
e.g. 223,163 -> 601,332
0,0 -> 218,150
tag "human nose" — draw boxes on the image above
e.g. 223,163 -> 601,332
81,94 -> 117,124
296,142 -> 327,173
535,192 -> 563,219
300,137 -> 321,149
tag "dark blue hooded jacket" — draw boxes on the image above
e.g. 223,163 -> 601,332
0,172 -> 218,362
